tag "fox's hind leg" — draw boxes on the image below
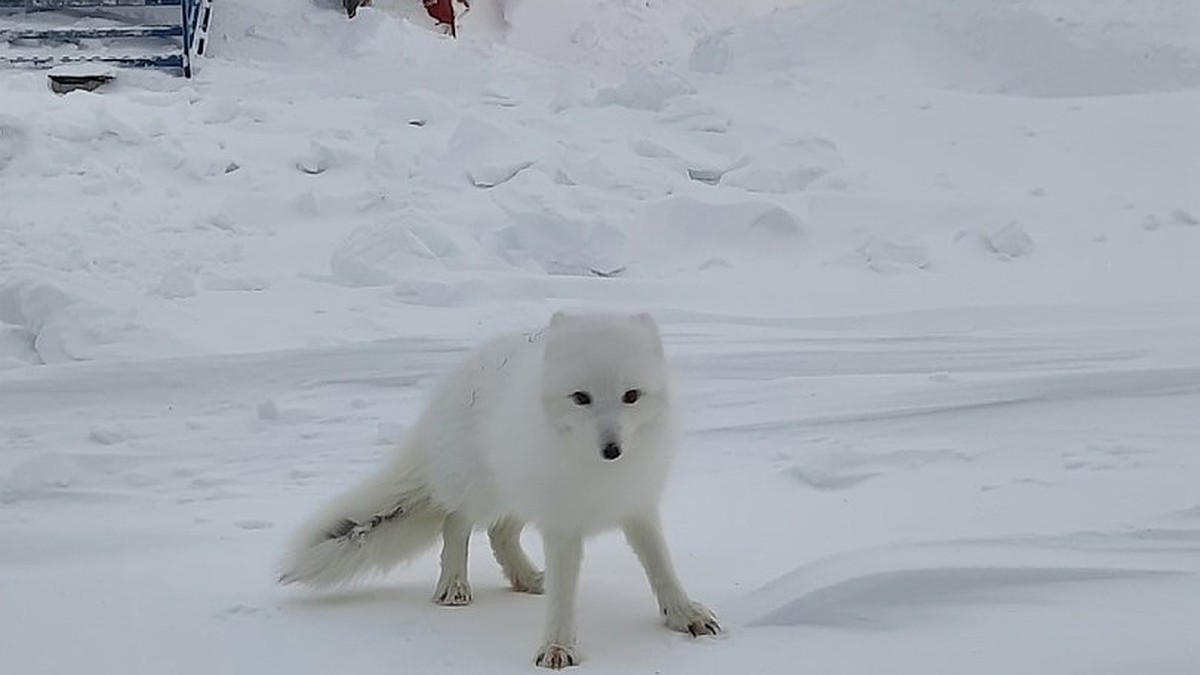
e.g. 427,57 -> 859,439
488,516 -> 544,594
433,511 -> 473,606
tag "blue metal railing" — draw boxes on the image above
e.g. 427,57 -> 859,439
0,0 -> 213,77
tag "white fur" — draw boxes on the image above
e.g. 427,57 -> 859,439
278,311 -> 718,668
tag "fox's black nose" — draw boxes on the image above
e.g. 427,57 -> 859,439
601,442 -> 622,461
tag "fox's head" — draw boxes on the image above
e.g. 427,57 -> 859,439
540,311 -> 673,462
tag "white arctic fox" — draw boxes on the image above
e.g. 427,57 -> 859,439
278,311 -> 719,668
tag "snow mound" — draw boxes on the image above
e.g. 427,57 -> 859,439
491,187 -> 628,276
733,529 -> 1198,661
858,236 -> 932,274
593,67 -> 697,112
0,279 -> 188,365
330,219 -> 483,287
721,136 -> 842,194
443,115 -> 542,188
756,564 -> 1165,629
294,137 -> 361,177
627,196 -> 804,274
556,149 -> 674,200
0,324 -> 39,369
980,223 -> 1036,260
497,0 -> 798,68
632,135 -> 744,186
689,0 -> 1200,96
1,453 -> 82,502
391,89 -> 455,127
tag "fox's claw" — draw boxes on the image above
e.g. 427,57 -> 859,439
535,643 -> 578,669
509,569 -> 545,595
687,618 -> 721,636
665,600 -> 721,636
432,578 -> 473,606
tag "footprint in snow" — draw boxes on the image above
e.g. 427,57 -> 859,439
214,604 -> 272,621
88,425 -> 136,445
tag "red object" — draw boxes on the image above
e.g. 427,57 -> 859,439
423,0 -> 460,36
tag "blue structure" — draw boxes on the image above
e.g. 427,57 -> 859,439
0,0 -> 213,77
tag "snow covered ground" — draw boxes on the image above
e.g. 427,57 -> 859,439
2,0 -> 1198,672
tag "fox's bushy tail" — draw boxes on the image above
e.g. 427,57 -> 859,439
277,443 -> 446,589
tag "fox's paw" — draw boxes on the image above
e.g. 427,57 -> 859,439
664,600 -> 721,637
432,578 -> 473,606
509,568 -> 545,595
534,643 -> 579,669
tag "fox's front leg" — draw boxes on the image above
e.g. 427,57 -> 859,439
534,530 -> 584,669
623,511 -> 720,636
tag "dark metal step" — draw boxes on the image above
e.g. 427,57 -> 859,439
0,51 -> 182,68
0,0 -> 182,8
0,24 -> 183,40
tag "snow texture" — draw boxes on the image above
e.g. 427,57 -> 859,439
1,0 -> 1198,673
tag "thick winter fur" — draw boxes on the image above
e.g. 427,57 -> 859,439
278,311 -> 719,668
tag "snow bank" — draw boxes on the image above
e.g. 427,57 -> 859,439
628,196 -> 804,274
593,67 -> 697,112
0,279 -> 189,365
495,0 -> 797,69
491,185 -> 629,276
330,217 -> 489,287
690,0 -> 1200,96
2,0 -> 1192,365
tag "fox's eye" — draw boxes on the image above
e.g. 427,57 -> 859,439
571,391 -> 592,406
622,389 -> 641,404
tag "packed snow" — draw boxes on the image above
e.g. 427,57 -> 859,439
2,0 -> 1198,672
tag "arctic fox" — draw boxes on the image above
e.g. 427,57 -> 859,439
278,311 -> 719,668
